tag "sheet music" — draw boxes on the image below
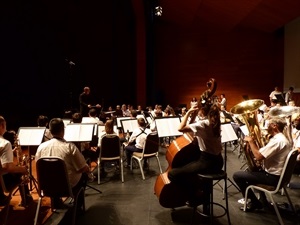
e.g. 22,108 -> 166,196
17,127 -> 46,146
155,117 -> 182,137
239,125 -> 249,136
64,124 -> 94,142
121,119 -> 139,133
221,123 -> 238,143
116,117 -> 131,128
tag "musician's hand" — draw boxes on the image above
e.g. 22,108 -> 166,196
244,135 -> 253,142
88,104 -> 92,108
188,105 -> 198,113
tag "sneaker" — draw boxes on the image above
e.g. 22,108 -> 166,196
240,201 -> 264,212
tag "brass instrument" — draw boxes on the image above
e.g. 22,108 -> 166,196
13,134 -> 32,207
230,99 -> 265,171
268,106 -> 300,146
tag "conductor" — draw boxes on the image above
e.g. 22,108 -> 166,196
79,87 -> 101,116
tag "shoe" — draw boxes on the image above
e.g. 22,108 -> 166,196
240,201 -> 264,212
0,195 -> 10,206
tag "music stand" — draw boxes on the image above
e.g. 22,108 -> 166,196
64,123 -> 102,194
220,123 -> 240,195
155,116 -> 183,138
17,127 -> 46,191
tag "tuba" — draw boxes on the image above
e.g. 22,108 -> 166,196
230,99 -> 265,172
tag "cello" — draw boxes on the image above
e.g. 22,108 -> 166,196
154,78 -> 217,208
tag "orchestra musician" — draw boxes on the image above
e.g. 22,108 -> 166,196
79,87 -> 101,117
35,118 -> 89,209
233,117 -> 291,211
0,116 -> 32,206
167,104 -> 223,206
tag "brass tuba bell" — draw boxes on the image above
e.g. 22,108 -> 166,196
230,99 -> 265,171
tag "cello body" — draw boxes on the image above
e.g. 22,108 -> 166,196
154,133 -> 200,208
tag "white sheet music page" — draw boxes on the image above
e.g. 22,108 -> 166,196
221,123 -> 238,143
121,119 -> 138,133
18,127 -> 46,146
64,124 -> 94,142
155,117 -> 182,137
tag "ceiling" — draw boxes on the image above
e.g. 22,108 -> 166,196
157,0 -> 300,33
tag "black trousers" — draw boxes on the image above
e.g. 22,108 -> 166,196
233,170 -> 279,203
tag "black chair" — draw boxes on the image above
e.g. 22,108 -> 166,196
131,132 -> 162,180
194,170 -> 231,225
98,134 -> 124,184
34,157 -> 85,225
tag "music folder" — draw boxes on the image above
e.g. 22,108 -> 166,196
155,116 -> 182,138
17,127 -> 46,146
121,118 -> 138,133
64,123 -> 95,142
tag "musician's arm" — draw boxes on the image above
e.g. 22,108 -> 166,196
244,136 -> 265,161
1,162 -> 28,174
178,106 -> 197,132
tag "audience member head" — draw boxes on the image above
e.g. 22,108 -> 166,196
37,115 -> 49,127
72,113 -> 82,123
49,118 -> 65,137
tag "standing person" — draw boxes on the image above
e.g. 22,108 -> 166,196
35,118 -> 90,209
269,86 -> 283,105
0,116 -> 31,206
79,87 -> 101,117
218,93 -> 227,110
167,104 -> 223,206
233,117 -> 291,211
285,87 -> 294,105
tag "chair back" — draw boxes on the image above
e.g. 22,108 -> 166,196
143,132 -> 159,155
277,149 -> 298,190
36,157 -> 73,198
100,134 -> 121,158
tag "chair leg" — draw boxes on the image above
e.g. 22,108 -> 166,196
120,159 -> 124,183
268,194 -> 284,225
137,159 -> 145,180
283,187 -> 296,213
97,160 -> 100,185
34,197 -> 42,225
155,156 -> 163,173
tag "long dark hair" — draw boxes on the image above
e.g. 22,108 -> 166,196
207,104 -> 221,137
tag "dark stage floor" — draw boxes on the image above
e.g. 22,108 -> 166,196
1,142 -> 300,225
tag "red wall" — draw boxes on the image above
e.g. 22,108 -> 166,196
153,25 -> 284,111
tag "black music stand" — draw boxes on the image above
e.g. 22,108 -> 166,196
220,123 -> 240,196
18,127 -> 46,191
64,123 -> 102,194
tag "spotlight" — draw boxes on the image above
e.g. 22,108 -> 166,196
155,6 -> 162,17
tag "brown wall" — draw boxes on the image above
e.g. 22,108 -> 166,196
153,25 -> 284,111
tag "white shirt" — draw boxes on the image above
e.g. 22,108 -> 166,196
36,138 -> 87,187
0,136 -> 13,167
189,119 -> 223,155
129,127 -> 152,149
259,133 -> 290,175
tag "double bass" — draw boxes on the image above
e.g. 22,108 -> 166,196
154,78 -> 217,208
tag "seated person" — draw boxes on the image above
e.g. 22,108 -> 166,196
0,116 -> 32,207
37,115 -> 53,142
292,113 -> 300,174
124,118 -> 151,168
35,118 -> 90,209
82,108 -> 104,125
